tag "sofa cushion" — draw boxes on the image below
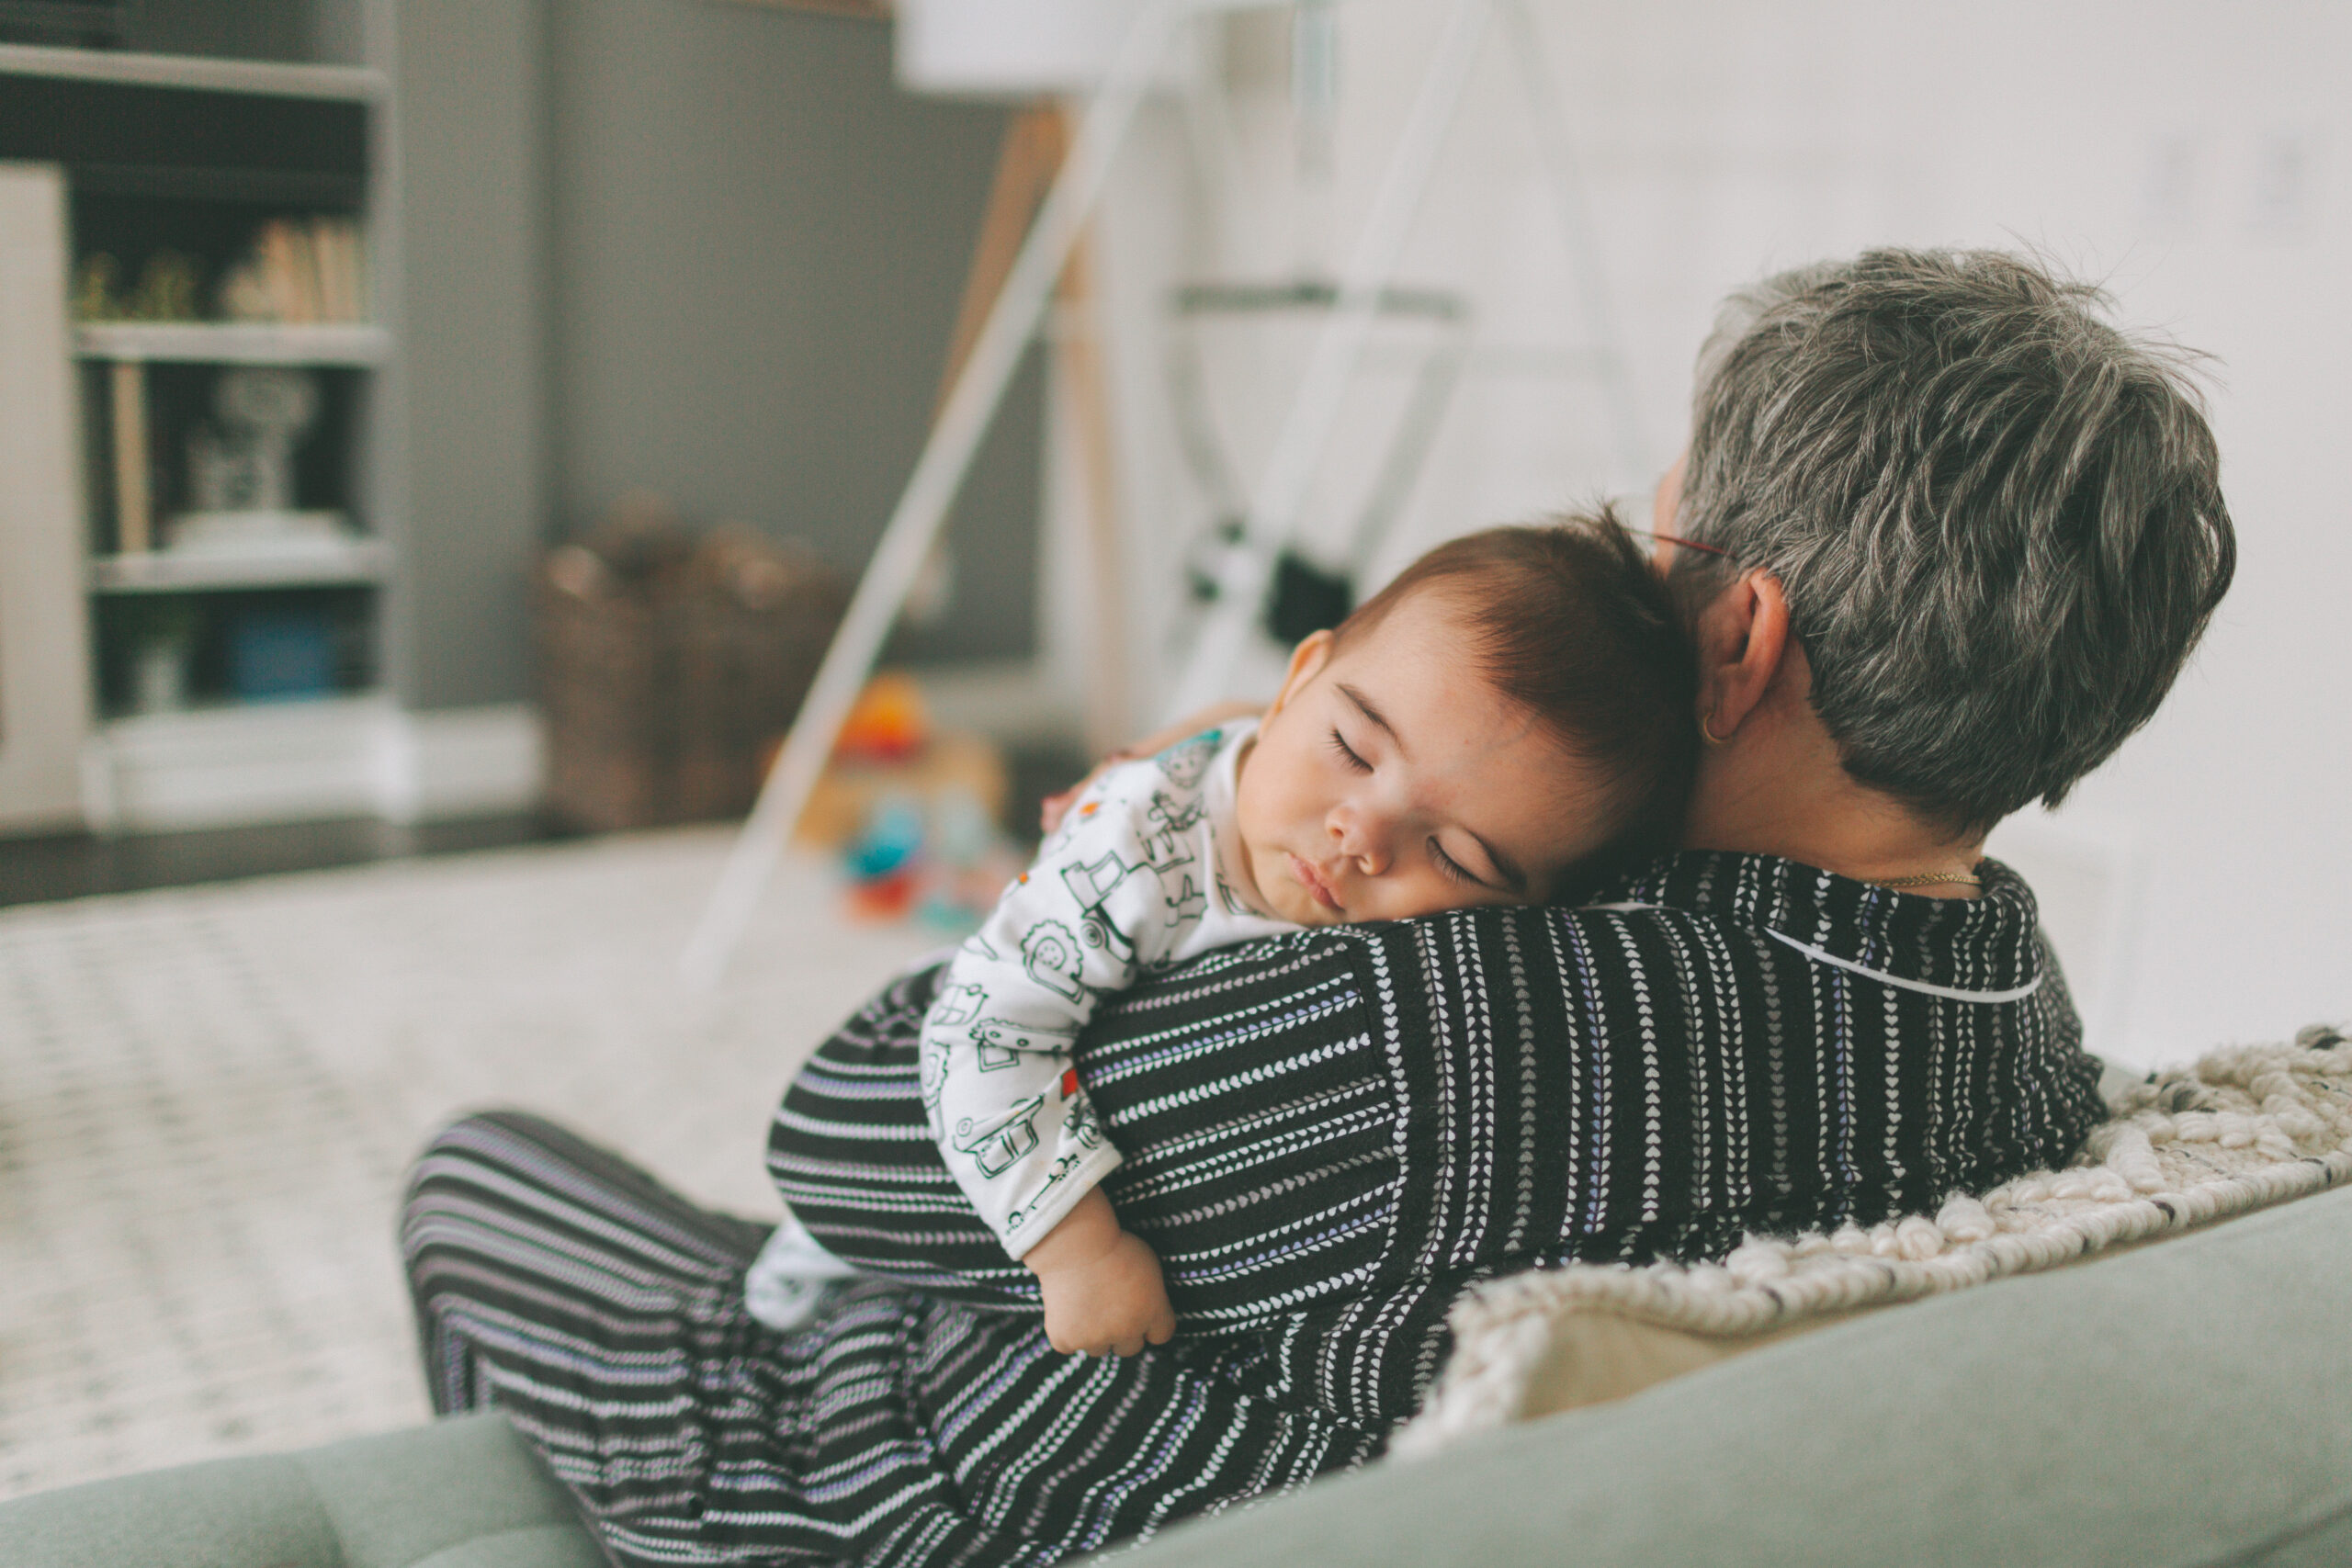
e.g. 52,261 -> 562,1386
409,1525 -> 610,1568
1397,1027 -> 2352,1454
1121,1181 -> 2352,1568
0,1453 -> 341,1568
291,1415 -> 601,1568
0,1414 -> 598,1568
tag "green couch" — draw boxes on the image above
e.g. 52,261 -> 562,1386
9,1186 -> 2350,1568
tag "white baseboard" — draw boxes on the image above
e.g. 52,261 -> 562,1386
80,698 -> 543,834
392,704 -> 546,822
67,668 -> 1066,837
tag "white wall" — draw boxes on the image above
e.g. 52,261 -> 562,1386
1084,0 -> 2349,1067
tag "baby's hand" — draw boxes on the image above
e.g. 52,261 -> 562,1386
1023,1189 -> 1176,1356
1035,1231 -> 1175,1356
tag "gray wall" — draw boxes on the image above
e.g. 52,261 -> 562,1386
545,0 -> 1035,667
120,0 -> 363,62
386,0 -> 549,710
386,0 -> 1038,708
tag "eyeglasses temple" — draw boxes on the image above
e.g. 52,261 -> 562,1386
1624,525 -> 1732,559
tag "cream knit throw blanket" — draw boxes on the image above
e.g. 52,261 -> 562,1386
1396,1024 -> 2352,1457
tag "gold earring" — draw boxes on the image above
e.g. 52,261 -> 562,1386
1698,709 -> 1729,747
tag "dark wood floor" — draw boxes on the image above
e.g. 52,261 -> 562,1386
0,813 -> 569,908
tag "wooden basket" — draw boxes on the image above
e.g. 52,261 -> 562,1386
537,525 -> 842,831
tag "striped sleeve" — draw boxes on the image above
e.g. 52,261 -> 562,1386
772,931 -> 1410,1330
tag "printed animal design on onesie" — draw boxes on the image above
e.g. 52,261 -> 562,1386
1001,1068 -> 1104,1235
1061,850 -> 1145,967
1143,787 -> 1204,846
970,1017 -> 1079,1072
1156,730 -> 1218,792
1021,919 -> 1088,1001
1214,863 -> 1259,918
954,1094 -> 1047,1179
1136,789 -> 1211,929
924,981 -> 989,1105
1157,730 -> 1219,790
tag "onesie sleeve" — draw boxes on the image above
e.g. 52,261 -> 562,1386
920,735 -> 1224,1258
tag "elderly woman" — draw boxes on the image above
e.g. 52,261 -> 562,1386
401,250 -> 2233,1567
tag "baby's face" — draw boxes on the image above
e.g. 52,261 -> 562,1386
1231,591 -> 1615,927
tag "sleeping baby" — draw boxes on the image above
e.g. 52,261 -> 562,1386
752,513 -> 1697,1354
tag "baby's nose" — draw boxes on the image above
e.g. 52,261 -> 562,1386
1330,808 -> 1391,874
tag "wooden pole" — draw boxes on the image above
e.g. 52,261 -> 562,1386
110,359 -> 152,554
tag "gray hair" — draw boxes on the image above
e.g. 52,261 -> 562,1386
1676,248 -> 2235,832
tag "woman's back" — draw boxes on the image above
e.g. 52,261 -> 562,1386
773,850 -> 2107,1434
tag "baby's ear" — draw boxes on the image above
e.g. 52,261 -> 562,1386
1268,629 -> 1336,717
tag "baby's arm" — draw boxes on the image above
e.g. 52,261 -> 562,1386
772,922 -> 1397,1336
921,760 -> 1201,1351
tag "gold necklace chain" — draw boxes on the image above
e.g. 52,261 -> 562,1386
1871,868 -> 1984,889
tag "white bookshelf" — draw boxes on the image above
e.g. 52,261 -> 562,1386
90,538 -> 394,592
0,164 -> 93,831
74,321 -> 390,367
0,30 -> 415,833
0,41 -> 383,100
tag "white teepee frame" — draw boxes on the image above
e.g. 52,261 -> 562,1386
684,0 -> 1642,984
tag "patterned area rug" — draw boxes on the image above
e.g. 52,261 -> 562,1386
0,828 -> 937,1499
1396,1026 -> 2352,1456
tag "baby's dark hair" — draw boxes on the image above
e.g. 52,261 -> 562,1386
1334,510 -> 1698,897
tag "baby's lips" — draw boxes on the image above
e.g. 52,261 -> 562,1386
1287,853 -> 1343,912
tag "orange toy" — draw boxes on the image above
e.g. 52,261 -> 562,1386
834,671 -> 930,763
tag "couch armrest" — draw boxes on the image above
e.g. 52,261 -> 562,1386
0,1414 -> 602,1568
1122,1185 -> 2352,1567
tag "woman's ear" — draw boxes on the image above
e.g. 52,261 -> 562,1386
1692,570 -> 1793,741
1266,629 -> 1335,720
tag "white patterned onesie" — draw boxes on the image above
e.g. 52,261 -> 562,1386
922,720 -> 1295,1258
744,721 -> 1294,1325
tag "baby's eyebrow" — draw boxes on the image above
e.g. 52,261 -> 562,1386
1338,682 -> 1405,759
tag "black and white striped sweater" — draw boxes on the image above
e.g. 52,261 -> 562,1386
771,851 -> 2106,1438
401,851 -> 2111,1568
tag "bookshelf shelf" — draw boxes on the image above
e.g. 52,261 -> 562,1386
74,321 -> 389,367
90,539 -> 392,593
0,42 -> 384,102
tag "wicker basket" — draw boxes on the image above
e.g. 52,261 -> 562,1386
537,520 -> 842,831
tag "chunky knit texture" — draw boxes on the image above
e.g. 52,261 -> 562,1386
1397,1023 -> 2352,1457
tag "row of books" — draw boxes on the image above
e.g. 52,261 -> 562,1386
74,217 -> 370,326
219,217 -> 369,325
